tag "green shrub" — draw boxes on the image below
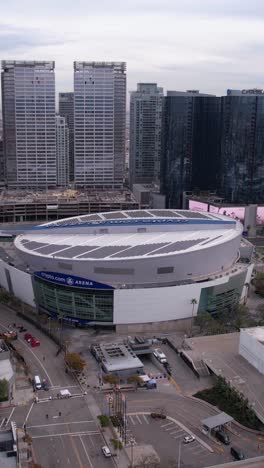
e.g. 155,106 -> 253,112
98,415 -> 110,427
111,438 -> 123,450
194,376 -> 261,430
110,415 -> 119,427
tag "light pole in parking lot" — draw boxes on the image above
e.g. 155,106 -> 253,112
130,437 -> 136,468
178,441 -> 182,468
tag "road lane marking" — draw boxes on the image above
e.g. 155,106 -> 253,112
129,415 -> 136,425
169,376 -> 182,393
31,431 -> 100,439
161,422 -> 174,428
136,415 -> 142,424
5,407 -> 15,426
0,320 -> 54,385
80,436 -> 94,468
69,428 -> 85,468
142,415 -> 149,424
24,402 -> 34,426
28,420 -> 94,429
173,434 -> 185,440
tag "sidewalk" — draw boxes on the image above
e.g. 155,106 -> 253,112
84,392 -> 130,468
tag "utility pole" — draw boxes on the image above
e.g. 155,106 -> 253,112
178,441 -> 182,468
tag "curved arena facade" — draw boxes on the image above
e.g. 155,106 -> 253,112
13,209 -> 252,332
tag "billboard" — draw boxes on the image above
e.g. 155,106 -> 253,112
257,207 -> 264,224
189,200 -> 208,212
209,206 -> 245,222
34,271 -> 113,290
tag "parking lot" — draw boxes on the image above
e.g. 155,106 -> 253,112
125,412 -> 231,467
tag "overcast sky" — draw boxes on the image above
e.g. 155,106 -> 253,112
1,0 -> 264,104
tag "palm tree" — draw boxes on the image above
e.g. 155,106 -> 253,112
190,298 -> 198,337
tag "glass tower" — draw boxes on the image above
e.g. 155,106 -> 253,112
1,61 -> 56,189
161,91 -> 221,208
56,116 -> 69,187
220,89 -> 264,204
74,62 -> 126,188
59,92 -> 74,182
129,83 -> 163,187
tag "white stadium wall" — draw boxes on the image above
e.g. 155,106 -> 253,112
239,328 -> 264,375
0,260 -> 35,307
114,275 -> 231,325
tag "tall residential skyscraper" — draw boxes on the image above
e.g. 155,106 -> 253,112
129,83 -> 163,187
59,92 -> 74,182
161,91 -> 221,208
1,61 -> 56,189
220,89 -> 264,204
74,62 -> 126,188
56,116 -> 69,187
0,139 -> 4,183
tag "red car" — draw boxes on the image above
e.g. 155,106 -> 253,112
24,333 -> 33,341
30,339 -> 40,348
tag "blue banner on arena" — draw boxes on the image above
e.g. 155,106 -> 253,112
34,271 -> 113,290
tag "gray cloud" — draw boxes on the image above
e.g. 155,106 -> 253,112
0,23 -> 69,52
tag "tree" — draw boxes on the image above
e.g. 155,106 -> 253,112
0,289 -> 12,304
103,374 -> 119,386
0,379 -> 8,402
127,374 -> 143,390
65,353 -> 86,372
190,298 -> 198,337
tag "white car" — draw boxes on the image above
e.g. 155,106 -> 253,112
153,348 -> 167,363
102,446 -> 111,457
183,435 -> 196,444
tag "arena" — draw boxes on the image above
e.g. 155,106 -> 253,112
4,209 -> 251,332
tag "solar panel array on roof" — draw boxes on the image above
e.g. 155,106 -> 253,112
102,212 -> 128,219
147,238 -> 207,255
36,244 -> 71,255
24,241 -> 48,250
201,236 -> 222,245
53,245 -> 98,258
125,211 -> 153,218
175,210 -> 209,219
112,243 -> 168,258
79,214 -> 102,221
78,245 -> 131,259
55,218 -> 80,226
151,210 -> 181,218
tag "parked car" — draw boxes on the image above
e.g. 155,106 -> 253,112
230,446 -> 245,460
215,430 -> 230,445
24,333 -> 32,341
30,339 -> 40,348
42,380 -> 49,391
102,446 -> 111,457
150,412 -> 166,420
153,348 -> 167,364
163,362 -> 172,375
183,435 -> 195,444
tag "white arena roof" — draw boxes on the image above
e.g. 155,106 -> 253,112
15,210 -> 242,261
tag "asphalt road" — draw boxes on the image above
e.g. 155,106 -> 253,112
0,305 -> 115,468
121,391 -> 264,466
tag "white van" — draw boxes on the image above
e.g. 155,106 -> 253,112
153,348 -> 167,364
34,375 -> 42,390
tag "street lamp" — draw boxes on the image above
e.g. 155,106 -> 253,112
106,394 -> 113,417
178,441 -> 182,468
130,437 -> 136,468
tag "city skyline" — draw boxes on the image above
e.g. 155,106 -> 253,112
1,0 -> 264,108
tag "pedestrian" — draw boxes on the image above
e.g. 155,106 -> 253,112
59,412 -> 61,416
46,414 -> 48,419
43,356 -> 45,361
